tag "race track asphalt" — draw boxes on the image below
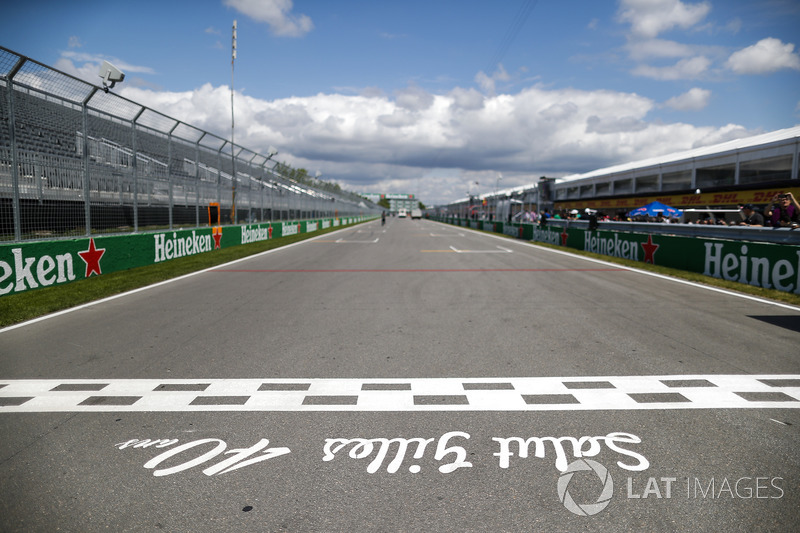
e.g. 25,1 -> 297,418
1,218 -> 798,532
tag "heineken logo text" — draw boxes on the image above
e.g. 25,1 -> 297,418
154,231 -> 213,263
241,225 -> 272,244
0,248 -> 76,295
281,222 -> 299,236
584,233 -> 641,261
704,244 -> 800,294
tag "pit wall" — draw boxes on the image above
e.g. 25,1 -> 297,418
0,217 -> 373,296
435,217 -> 800,295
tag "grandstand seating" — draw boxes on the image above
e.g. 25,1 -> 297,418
1,47 -> 377,241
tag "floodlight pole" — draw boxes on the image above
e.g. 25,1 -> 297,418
230,19 -> 237,224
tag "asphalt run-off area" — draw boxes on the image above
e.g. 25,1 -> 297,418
1,218 -> 799,532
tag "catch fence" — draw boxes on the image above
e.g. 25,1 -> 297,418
0,46 -> 378,242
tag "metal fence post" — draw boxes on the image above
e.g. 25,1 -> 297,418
216,145 -> 223,219
195,134 -> 202,228
81,88 -> 98,236
5,56 -> 24,241
260,162 -> 267,222
131,108 -> 144,232
167,123 -> 178,230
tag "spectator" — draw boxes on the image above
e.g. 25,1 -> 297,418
738,204 -> 764,227
539,210 -> 549,227
583,208 -> 599,230
765,192 -> 800,228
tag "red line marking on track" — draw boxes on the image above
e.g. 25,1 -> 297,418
212,268 -> 626,273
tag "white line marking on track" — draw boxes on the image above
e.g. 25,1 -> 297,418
449,245 -> 513,254
448,222 -> 800,312
1,375 -> 797,412
335,238 -> 380,243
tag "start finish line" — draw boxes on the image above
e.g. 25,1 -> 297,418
0,375 -> 798,412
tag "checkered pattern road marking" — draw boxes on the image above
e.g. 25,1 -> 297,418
0,375 -> 798,412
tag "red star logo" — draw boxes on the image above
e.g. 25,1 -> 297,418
268,225 -> 273,239
561,229 -> 569,246
212,227 -> 222,249
641,235 -> 659,264
78,238 -> 105,278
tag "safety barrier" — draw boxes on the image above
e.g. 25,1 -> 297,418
0,216 -> 373,296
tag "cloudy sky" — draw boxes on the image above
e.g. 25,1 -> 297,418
2,0 -> 799,204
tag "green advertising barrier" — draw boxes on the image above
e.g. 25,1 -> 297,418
580,227 -> 800,294
435,217 -> 800,295
0,216 -> 370,296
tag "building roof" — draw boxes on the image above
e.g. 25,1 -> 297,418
558,125 -> 800,183
462,125 -> 800,203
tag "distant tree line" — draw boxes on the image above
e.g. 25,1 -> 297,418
272,161 -> 367,204
272,161 -> 425,209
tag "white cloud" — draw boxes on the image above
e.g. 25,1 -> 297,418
53,51 -> 156,89
474,64 -> 510,96
59,51 -> 155,74
448,87 -> 485,111
617,3 -> 721,83
117,82 -> 754,204
586,115 -> 648,134
618,0 -> 711,39
663,87 -> 711,110
394,85 -> 435,111
625,38 -> 695,61
725,18 -> 742,35
474,71 -> 495,95
726,37 -> 800,75
224,0 -> 313,37
53,58 -> 98,85
632,55 -> 711,80
689,123 -> 752,148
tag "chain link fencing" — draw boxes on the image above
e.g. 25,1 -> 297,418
0,46 -> 378,242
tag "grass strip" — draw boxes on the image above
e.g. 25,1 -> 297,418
0,221 -> 370,328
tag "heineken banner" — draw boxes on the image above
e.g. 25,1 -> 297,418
0,217 -> 367,296
437,218 -> 800,295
